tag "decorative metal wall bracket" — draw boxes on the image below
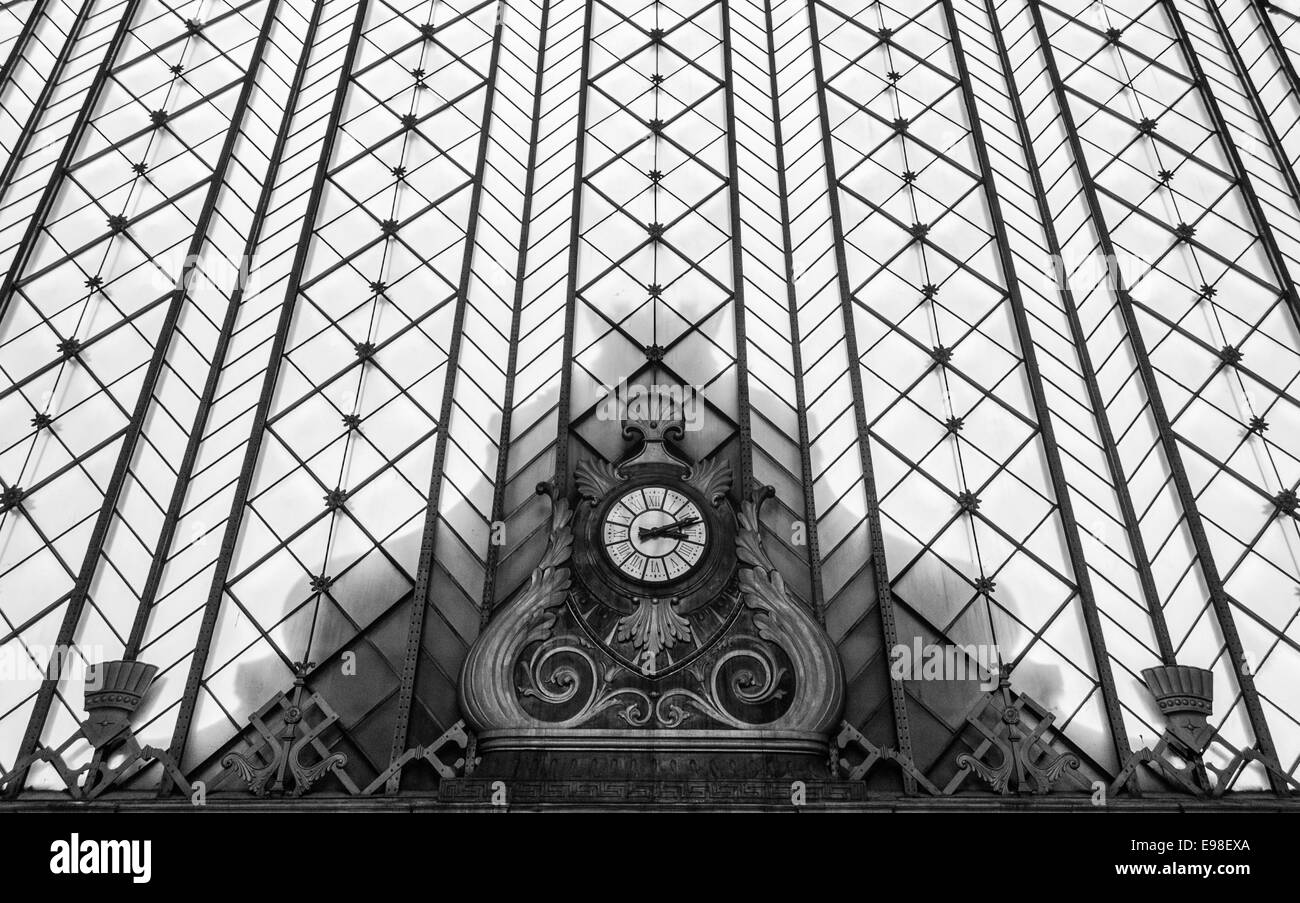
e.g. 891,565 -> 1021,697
0,660 -> 191,799
221,661 -> 354,797
364,720 -> 478,794
1110,731 -> 1300,798
220,663 -> 478,797
834,672 -> 1089,798
950,666 -> 1083,795
1109,665 -> 1299,797
833,720 -> 940,794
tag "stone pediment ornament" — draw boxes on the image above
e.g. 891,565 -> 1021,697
617,418 -> 690,473
458,420 -> 845,767
457,487 -> 577,731
733,491 -> 844,733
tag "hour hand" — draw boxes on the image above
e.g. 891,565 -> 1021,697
638,516 -> 700,540
642,528 -> 688,541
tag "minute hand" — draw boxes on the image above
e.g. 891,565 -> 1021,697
638,516 -> 700,540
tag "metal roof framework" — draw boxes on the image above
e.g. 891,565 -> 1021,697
0,0 -> 1297,801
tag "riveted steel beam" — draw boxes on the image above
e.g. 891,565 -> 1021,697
805,0 -> 914,788
973,0 -> 1175,665
478,0 -> 555,628
9,0 -> 288,794
1027,0 -> 1287,794
385,0 -> 510,786
551,0 -> 595,491
1162,0 -> 1300,333
161,0 -> 373,788
942,0 -> 1134,772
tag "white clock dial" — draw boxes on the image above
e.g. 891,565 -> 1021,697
601,486 -> 707,583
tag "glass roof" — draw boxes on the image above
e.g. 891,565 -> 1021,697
0,0 -> 1297,798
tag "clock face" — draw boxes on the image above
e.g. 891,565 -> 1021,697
600,485 -> 708,584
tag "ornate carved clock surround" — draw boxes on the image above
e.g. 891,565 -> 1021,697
457,419 -> 845,780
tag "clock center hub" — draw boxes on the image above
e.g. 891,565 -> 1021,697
628,509 -> 677,557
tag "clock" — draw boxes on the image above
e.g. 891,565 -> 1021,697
572,431 -> 737,618
566,421 -> 741,677
600,485 -> 708,583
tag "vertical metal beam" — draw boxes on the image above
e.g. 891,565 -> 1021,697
10,0 -> 286,792
124,0 -> 328,658
1,0 -> 141,800
1027,0 -> 1286,793
719,0 -> 754,494
941,0 -> 1133,769
1253,0 -> 1300,117
0,0 -> 49,91
551,0 -> 594,491
804,0 -> 914,785
0,0 -> 96,207
760,0 -> 827,625
0,0 -> 141,323
1162,0 -> 1300,332
975,0 -> 1175,664
1201,0 -> 1300,218
162,0 -> 373,786
385,0 -> 508,783
478,0 -> 554,627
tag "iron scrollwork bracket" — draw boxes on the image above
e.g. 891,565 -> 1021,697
832,720 -> 941,794
1110,664 -> 1300,797
222,661 -> 354,797
362,720 -> 479,794
0,658 -> 191,800
1111,730 -> 1300,798
949,666 -> 1082,795
220,658 -> 480,797
0,731 -> 191,801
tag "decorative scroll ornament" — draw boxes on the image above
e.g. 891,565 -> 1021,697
732,491 -> 844,734
458,478 -> 845,738
686,456 -> 732,505
458,484 -> 576,730
574,458 -> 623,502
0,659 -> 192,799
618,419 -> 689,472
222,661 -> 348,797
953,665 -> 1082,795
